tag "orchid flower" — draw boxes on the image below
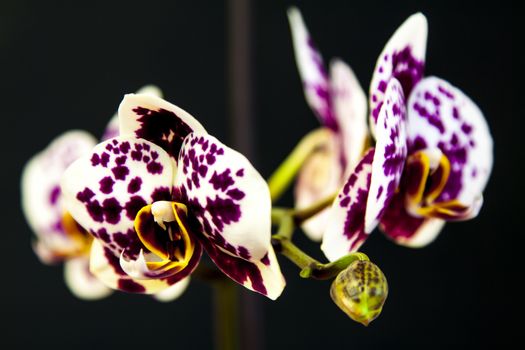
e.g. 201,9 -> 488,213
20,85 -> 189,301
21,130 -> 110,301
287,8 -> 369,241
321,13 -> 493,260
60,93 -> 286,300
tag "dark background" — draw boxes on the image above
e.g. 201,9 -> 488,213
1,0 -> 515,347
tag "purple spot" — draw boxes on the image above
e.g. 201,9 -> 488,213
119,142 -> 131,154
210,169 -> 234,192
100,153 -> 110,167
127,177 -> 142,194
461,123 -> 473,135
118,279 -> 146,293
124,196 -> 148,220
236,169 -> 244,177
112,165 -> 129,180
77,187 -> 95,202
102,197 -> 122,224
378,80 -> 387,93
238,246 -> 251,260
376,185 -> 383,200
340,196 -> 350,207
260,253 -> 270,266
91,154 -> 100,166
143,156 -> 150,163
206,154 -> 216,165
86,200 -> 104,223
115,156 -> 127,165
96,228 -> 111,243
99,176 -> 115,194
131,150 -> 142,161
227,188 -> 245,200
438,85 -> 455,99
206,196 -> 241,230
49,186 -> 61,205
151,187 -> 171,202
410,136 -> 427,152
147,161 -> 163,174
198,164 -> 208,177
452,107 -> 460,119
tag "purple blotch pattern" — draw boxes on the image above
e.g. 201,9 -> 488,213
175,134 -> 249,259
133,107 -> 194,161
336,149 -> 375,252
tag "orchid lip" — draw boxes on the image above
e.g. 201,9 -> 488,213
131,201 -> 197,277
404,149 -> 473,220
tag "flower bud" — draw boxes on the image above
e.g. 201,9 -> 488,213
330,260 -> 388,326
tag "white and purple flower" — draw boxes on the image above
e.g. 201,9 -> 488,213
287,8 -> 369,241
60,93 -> 286,299
21,130 -> 109,300
321,13 -> 493,260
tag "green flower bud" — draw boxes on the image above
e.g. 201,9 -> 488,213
330,260 -> 388,326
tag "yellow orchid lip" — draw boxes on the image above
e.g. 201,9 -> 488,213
404,149 -> 469,220
134,201 -> 196,275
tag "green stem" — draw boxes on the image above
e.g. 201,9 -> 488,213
267,128 -> 331,203
272,234 -> 369,280
213,280 -> 239,350
271,208 -> 369,280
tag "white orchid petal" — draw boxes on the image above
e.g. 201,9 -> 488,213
329,59 -> 368,174
287,7 -> 337,130
365,79 -> 408,234
322,149 -> 375,261
118,93 -> 207,163
61,137 -> 174,259
64,256 -> 113,300
174,133 -> 272,262
370,13 -> 427,132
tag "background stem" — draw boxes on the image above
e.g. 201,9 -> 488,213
213,281 -> 239,350
227,1 -> 263,349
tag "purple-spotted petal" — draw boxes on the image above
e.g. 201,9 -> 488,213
365,79 -> 407,233
101,85 -> 163,141
329,59 -> 368,174
174,133 -> 272,261
64,256 -> 113,300
380,191 -> 445,247
202,237 -> 285,300
21,130 -> 97,260
321,149 -> 375,261
294,131 -> 343,241
118,94 -> 207,162
287,7 -> 337,130
61,136 -> 174,259
369,13 -> 427,130
89,239 -> 178,294
406,76 -> 493,208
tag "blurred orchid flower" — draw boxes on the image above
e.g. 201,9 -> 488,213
22,130 -> 110,300
322,13 -> 493,260
287,7 -> 369,241
60,93 -> 285,300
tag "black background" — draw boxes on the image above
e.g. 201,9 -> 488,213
1,0 -> 515,347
